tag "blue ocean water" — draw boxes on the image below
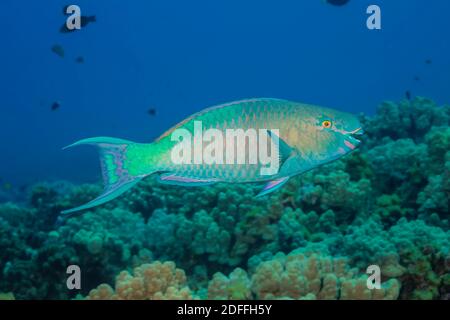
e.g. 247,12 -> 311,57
0,0 -> 449,186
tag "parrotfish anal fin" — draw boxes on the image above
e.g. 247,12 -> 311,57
256,176 -> 290,197
157,173 -> 219,186
61,136 -> 148,216
267,130 -> 295,167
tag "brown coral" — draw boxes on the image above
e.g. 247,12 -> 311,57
208,268 -> 251,300
250,252 -> 400,300
86,261 -> 195,300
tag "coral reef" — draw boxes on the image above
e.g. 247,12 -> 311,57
0,97 -> 448,300
89,251 -> 401,300
249,251 -> 400,300
86,261 -> 195,300
0,292 -> 15,300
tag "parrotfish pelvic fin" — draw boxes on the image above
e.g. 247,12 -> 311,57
61,137 -> 151,216
256,176 -> 290,197
157,173 -> 220,186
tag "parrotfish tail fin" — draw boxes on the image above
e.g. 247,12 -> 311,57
60,137 -> 145,216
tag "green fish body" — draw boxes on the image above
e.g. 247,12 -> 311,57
62,98 -> 363,215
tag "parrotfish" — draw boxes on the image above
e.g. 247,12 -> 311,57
61,98 -> 363,215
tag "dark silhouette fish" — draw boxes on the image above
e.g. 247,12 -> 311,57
425,59 -> 432,65
147,108 -> 157,116
51,101 -> 61,111
60,15 -> 96,33
51,44 -> 65,58
75,56 -> 84,64
325,0 -> 350,6
405,91 -> 412,101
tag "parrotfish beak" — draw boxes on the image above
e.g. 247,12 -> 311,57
343,127 -> 364,150
349,127 -> 364,137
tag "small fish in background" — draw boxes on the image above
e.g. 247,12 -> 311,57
75,56 -> 84,64
425,59 -> 432,65
60,15 -> 96,33
324,0 -> 350,6
51,101 -> 61,111
147,108 -> 157,116
414,75 -> 420,81
51,44 -> 65,58
405,90 -> 412,101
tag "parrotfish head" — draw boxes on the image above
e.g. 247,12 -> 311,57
297,106 -> 364,164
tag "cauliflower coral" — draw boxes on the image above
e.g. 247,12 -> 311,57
87,261 -> 195,300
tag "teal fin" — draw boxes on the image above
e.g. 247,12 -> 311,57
60,177 -> 143,215
157,173 -> 219,186
62,137 -> 134,150
256,176 -> 290,197
267,130 -> 295,166
61,137 -> 146,216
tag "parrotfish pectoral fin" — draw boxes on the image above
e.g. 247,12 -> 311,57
256,176 -> 290,197
61,137 -> 150,216
267,130 -> 294,166
157,173 -> 219,186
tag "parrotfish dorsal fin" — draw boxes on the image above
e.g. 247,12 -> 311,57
155,98 -> 289,142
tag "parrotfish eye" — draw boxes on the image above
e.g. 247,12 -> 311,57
321,120 -> 332,128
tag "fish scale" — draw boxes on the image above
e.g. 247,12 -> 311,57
153,99 -> 296,181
